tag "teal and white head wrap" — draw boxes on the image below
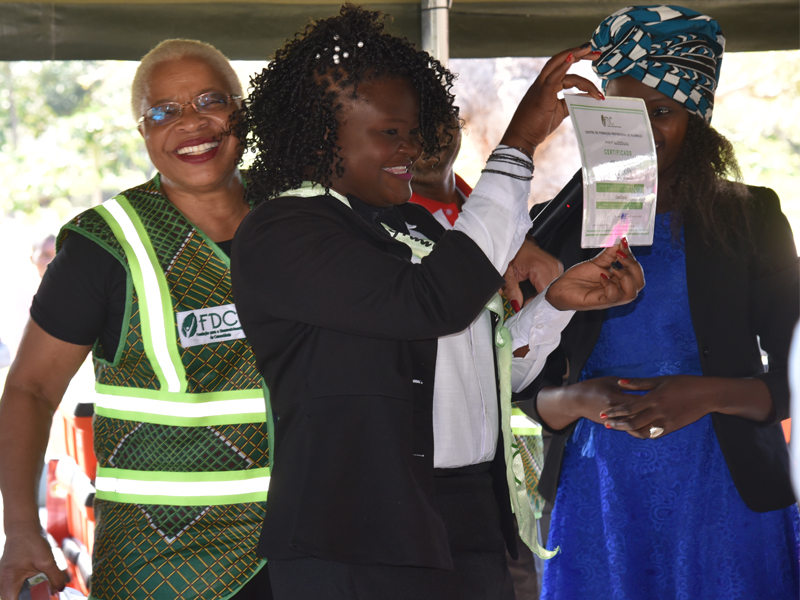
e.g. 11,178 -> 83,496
591,5 -> 725,122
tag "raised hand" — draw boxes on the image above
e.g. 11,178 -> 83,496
500,45 -> 603,156
545,237 -> 644,312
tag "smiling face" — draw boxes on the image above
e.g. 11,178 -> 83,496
138,56 -> 242,195
329,76 -> 422,208
606,75 -> 689,179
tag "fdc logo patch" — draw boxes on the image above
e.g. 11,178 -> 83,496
177,304 -> 246,347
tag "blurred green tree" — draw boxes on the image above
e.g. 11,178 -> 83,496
0,61 -> 151,216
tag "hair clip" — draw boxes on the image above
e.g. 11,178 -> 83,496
324,37 -> 360,65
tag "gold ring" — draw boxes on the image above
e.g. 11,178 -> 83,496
649,426 -> 664,439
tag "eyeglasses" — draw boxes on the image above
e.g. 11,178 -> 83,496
140,92 -> 242,125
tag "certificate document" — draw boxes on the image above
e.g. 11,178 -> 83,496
564,94 -> 658,248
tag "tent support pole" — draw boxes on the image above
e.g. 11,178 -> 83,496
421,0 -> 450,66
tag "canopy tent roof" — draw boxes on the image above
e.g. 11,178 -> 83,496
0,0 -> 797,61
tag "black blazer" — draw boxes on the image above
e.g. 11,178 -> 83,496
517,185 -> 798,513
231,194 -> 511,568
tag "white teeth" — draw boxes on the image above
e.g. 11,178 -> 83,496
176,141 -> 220,155
383,166 -> 408,174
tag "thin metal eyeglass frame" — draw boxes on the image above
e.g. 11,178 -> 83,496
139,92 -> 243,125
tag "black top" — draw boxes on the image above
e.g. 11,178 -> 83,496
231,194 -> 511,568
346,194 -> 411,235
31,231 -> 232,358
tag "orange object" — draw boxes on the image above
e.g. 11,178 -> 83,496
61,537 -> 92,596
782,418 -> 791,443
59,405 -> 96,480
47,457 -> 95,595
48,403 -> 97,595
64,492 -> 95,554
44,459 -> 69,543
53,457 -> 96,553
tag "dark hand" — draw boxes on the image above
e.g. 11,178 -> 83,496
602,376 -> 716,439
500,45 -> 603,155
0,529 -> 67,600
503,239 -> 563,308
545,238 -> 644,312
536,376 -> 638,431
604,375 -> 775,439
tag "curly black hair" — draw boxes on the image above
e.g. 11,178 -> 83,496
665,113 -> 753,251
241,4 -> 459,204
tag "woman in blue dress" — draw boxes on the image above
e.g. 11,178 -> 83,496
522,6 -> 800,599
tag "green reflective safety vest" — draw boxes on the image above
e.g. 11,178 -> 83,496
57,176 -> 270,600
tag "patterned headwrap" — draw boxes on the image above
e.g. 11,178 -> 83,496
591,5 -> 725,122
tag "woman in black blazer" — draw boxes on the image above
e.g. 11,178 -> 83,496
521,6 -> 800,599
230,6 -> 646,600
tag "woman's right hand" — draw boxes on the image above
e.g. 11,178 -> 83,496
500,45 -> 603,156
536,376 -> 633,431
0,528 -> 66,600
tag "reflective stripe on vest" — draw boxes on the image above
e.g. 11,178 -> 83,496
511,407 -> 542,436
93,195 -> 268,505
95,467 -> 270,506
93,384 -> 267,427
95,198 -> 187,393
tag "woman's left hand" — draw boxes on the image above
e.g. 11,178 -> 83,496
601,375 -> 714,439
603,375 -> 775,439
500,45 -> 603,154
545,239 -> 644,312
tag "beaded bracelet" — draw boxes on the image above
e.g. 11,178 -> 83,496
481,147 -> 535,181
486,151 -> 534,172
496,144 -> 535,161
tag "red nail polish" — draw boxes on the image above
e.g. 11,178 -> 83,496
599,93 -> 606,100
591,50 -> 602,55
600,413 -> 608,419
621,237 -> 629,250
600,272 -> 609,280
616,250 -> 627,260
605,422 -> 612,429
566,53 -> 574,63
618,378 -> 630,385
510,299 -> 521,313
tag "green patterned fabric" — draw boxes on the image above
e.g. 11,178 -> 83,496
515,433 -> 546,518
501,294 -> 547,520
59,177 -> 268,600
93,500 -> 266,599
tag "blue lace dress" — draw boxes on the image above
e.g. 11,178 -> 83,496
541,214 -> 800,600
